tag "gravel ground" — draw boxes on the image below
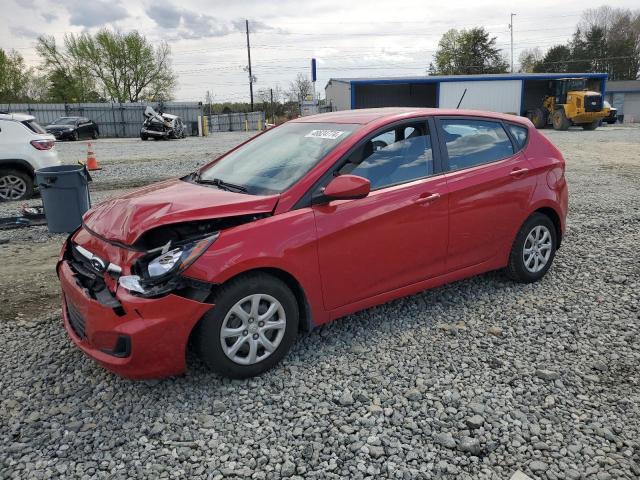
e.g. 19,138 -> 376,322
1,125 -> 639,479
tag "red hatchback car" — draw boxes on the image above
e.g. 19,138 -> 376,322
57,108 -> 568,379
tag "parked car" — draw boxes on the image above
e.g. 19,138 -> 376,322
140,106 -> 186,140
57,108 -> 568,379
45,117 -> 99,141
0,112 -> 60,201
602,101 -> 618,124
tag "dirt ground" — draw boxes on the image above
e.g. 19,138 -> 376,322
0,125 -> 638,325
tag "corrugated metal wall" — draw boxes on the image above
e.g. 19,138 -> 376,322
207,111 -> 266,132
439,80 -> 522,113
0,102 -> 203,138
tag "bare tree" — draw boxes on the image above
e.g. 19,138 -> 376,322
518,48 -> 544,72
287,74 -> 312,103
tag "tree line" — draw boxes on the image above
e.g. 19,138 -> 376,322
430,6 -> 639,80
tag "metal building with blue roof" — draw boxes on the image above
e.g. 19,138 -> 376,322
325,73 -> 608,117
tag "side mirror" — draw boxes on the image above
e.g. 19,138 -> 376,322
322,175 -> 370,201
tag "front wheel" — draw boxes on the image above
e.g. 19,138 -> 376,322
505,213 -> 557,283
92,129 -> 99,139
196,273 -> 298,379
552,109 -> 571,131
582,121 -> 599,131
70,130 -> 79,141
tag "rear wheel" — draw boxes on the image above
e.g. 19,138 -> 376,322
552,109 -> 571,131
196,273 -> 298,379
582,121 -> 599,131
505,213 -> 557,283
530,108 -> 547,129
0,169 -> 33,201
92,129 -> 99,139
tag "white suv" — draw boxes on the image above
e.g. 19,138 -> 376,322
0,112 -> 60,201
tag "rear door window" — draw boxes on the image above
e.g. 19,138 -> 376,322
439,119 -> 514,171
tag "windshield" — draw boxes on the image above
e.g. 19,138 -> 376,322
566,79 -> 586,91
197,122 -> 359,194
53,118 -> 78,125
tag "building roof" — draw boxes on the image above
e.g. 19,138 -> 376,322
326,72 -> 608,89
606,80 -> 640,92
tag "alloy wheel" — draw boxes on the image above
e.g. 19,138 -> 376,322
0,175 -> 28,200
220,293 -> 287,365
523,225 -> 553,273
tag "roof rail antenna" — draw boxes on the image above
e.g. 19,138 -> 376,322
456,88 -> 467,109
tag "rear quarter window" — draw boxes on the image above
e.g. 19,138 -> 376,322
507,124 -> 528,151
21,120 -> 47,134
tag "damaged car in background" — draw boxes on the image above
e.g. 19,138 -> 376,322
57,108 -> 568,380
140,106 -> 186,141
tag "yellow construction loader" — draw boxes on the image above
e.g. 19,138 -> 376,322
529,78 -> 610,131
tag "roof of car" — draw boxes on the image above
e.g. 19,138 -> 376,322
0,112 -> 36,122
292,107 -> 530,125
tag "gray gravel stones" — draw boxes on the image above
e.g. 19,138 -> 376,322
535,369 -> 560,381
465,414 -> 484,429
1,127 -> 640,479
458,436 -> 482,456
529,460 -> 548,472
434,432 -> 456,449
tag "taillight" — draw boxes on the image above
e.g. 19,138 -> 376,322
30,139 -> 55,150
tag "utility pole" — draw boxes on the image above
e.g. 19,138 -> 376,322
246,19 -> 254,111
509,13 -> 516,73
270,88 -> 274,125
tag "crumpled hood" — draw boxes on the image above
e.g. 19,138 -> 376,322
83,178 -> 279,245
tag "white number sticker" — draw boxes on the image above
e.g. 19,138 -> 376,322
305,130 -> 345,140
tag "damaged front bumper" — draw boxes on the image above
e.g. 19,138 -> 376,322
57,238 -> 215,379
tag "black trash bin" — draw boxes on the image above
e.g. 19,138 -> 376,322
35,165 -> 92,233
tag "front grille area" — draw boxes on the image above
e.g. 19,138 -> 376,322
66,301 -> 86,340
584,95 -> 602,112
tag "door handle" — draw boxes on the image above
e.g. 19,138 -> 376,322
509,167 -> 529,178
414,192 -> 441,204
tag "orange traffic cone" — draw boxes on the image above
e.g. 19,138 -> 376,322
85,142 -> 101,171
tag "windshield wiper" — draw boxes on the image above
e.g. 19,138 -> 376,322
194,175 -> 248,193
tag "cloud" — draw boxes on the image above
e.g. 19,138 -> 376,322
58,0 -> 129,27
42,12 -> 58,23
10,26 -> 40,39
145,3 -> 279,39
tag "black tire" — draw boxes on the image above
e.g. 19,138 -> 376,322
582,121 -> 599,131
0,169 -> 34,201
140,133 -> 148,141
196,273 -> 299,379
505,213 -> 558,283
92,129 -> 99,139
552,109 -> 571,131
530,108 -> 547,129
70,130 -> 79,141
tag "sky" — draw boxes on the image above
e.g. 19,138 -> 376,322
2,0 -> 638,103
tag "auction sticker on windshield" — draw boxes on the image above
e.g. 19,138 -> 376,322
305,130 -> 346,140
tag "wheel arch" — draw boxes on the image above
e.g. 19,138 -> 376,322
187,266 -> 314,352
0,158 -> 35,176
532,206 -> 563,248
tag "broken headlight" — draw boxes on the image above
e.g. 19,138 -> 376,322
119,234 -> 218,295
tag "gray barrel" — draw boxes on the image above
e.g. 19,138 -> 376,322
35,165 -> 92,233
